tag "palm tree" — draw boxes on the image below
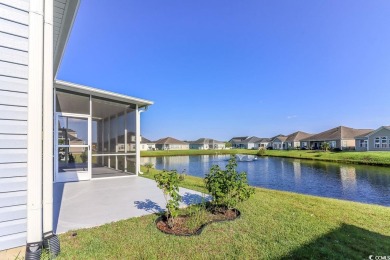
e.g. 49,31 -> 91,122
321,142 -> 330,152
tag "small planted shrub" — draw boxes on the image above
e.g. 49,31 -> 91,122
80,150 -> 88,163
257,148 -> 266,157
154,170 -> 181,228
321,142 -> 330,152
144,162 -> 154,173
179,169 -> 187,181
205,156 -> 255,211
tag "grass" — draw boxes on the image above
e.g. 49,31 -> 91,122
56,166 -> 390,259
263,150 -> 390,166
141,149 -> 390,166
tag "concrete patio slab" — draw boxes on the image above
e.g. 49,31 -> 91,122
53,176 -> 208,233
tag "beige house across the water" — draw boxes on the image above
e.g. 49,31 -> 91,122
155,137 -> 189,150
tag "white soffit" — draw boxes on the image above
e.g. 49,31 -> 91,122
54,80 -> 154,108
53,0 -> 80,77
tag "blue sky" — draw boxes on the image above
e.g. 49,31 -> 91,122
58,0 -> 390,141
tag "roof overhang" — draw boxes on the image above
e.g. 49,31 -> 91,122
53,0 -> 81,77
55,80 -> 154,108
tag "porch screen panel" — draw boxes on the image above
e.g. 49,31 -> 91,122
126,110 -> 136,152
91,97 -> 137,177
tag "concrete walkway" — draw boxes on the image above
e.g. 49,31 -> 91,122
53,176 -> 208,233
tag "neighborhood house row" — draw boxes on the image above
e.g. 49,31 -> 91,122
134,126 -> 390,151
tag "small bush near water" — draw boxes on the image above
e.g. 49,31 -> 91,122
205,156 -> 255,210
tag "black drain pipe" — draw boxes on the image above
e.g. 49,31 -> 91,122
25,242 -> 42,260
43,231 -> 61,257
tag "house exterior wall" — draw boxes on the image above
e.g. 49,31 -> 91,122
213,143 -> 225,149
247,143 -> 256,149
256,142 -> 269,149
0,0 -> 30,251
368,128 -> 390,151
168,144 -> 189,150
140,143 -> 155,151
355,138 -> 368,151
190,144 -> 206,149
232,142 -> 246,149
341,139 -> 356,150
156,144 -> 189,150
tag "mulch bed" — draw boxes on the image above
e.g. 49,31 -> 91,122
156,208 -> 241,236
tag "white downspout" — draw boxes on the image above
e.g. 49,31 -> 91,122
26,0 -> 44,253
42,0 -> 53,235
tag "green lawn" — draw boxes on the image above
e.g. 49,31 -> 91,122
142,149 -> 390,166
263,150 -> 390,166
56,167 -> 390,259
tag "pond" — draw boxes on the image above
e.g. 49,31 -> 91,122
141,155 -> 390,207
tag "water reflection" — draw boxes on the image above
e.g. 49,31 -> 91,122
141,155 -> 390,206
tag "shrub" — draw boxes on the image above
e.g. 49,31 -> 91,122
257,148 -> 266,156
321,142 -> 330,152
144,162 -> 154,173
154,170 -> 181,228
204,156 -> 255,210
80,150 -> 88,163
179,169 -> 186,181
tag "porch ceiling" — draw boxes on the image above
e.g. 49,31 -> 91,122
55,80 -> 154,108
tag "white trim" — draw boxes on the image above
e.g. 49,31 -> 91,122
42,0 -> 54,235
55,80 -> 154,107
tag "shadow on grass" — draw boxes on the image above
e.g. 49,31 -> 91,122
281,223 -> 390,259
134,199 -> 163,214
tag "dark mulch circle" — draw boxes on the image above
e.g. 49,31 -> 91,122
156,208 -> 241,236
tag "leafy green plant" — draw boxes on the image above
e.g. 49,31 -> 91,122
321,142 -> 330,152
257,148 -> 266,156
179,169 -> 187,181
80,150 -> 88,163
184,201 -> 209,231
144,162 -> 154,173
204,156 -> 255,210
154,170 -> 181,228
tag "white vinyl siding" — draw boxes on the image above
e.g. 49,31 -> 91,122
0,0 -> 29,251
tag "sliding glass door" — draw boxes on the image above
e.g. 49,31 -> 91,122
55,114 -> 91,182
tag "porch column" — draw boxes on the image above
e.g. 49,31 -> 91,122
136,105 -> 140,175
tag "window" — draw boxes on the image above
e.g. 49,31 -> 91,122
381,137 -> 387,148
329,141 -> 336,148
359,140 -> 367,148
375,137 -> 380,148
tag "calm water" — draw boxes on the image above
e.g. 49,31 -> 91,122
141,155 -> 390,207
